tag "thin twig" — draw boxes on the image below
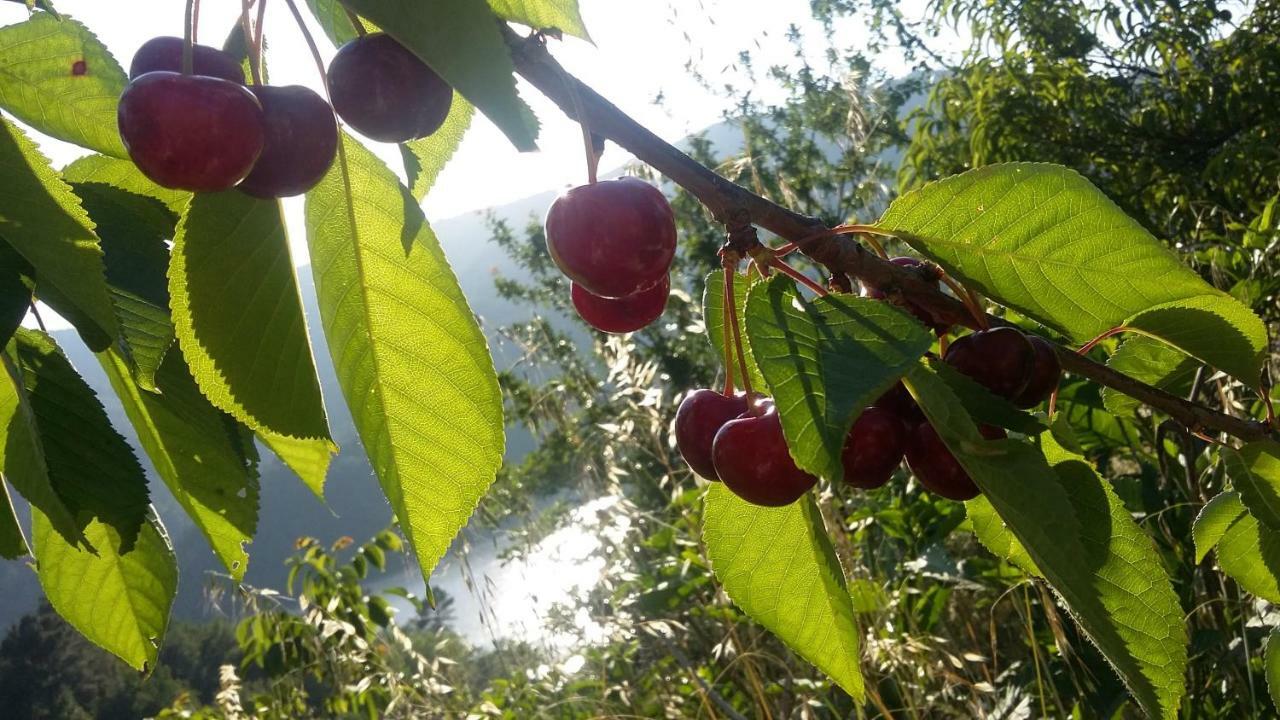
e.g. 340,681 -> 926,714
281,0 -> 329,95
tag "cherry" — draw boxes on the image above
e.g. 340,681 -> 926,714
943,327 -> 1035,401
712,402 -> 818,507
327,32 -> 452,143
129,36 -> 245,84
862,257 -> 951,334
237,85 -> 338,198
905,423 -> 1005,501
873,381 -> 924,424
1013,335 -> 1062,408
544,177 -> 677,299
675,389 -> 750,480
571,275 -> 669,334
117,71 -> 264,192
841,407 -> 907,489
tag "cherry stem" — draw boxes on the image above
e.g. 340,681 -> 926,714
191,0 -> 201,44
239,0 -> 262,85
344,7 -> 367,36
862,233 -> 888,259
282,0 -> 331,96
939,273 -> 987,330
1076,326 -> 1128,356
254,0 -> 267,75
772,242 -> 798,257
556,63 -> 599,184
181,0 -> 195,75
770,258 -> 828,297
28,302 -> 46,333
1261,383 -> 1277,430
720,266 -> 736,397
723,262 -> 754,397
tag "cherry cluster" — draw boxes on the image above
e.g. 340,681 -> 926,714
116,31 -> 452,196
675,256 -> 1063,507
544,178 -> 677,333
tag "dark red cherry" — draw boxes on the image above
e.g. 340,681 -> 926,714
873,381 -> 924,424
129,36 -> 245,84
571,275 -> 669,334
675,389 -> 749,480
712,403 -> 818,507
905,423 -> 1005,501
841,407 -> 907,489
237,85 -> 338,198
544,177 -> 677,299
1013,335 -> 1062,408
327,32 -> 452,143
117,72 -> 264,192
862,257 -> 951,334
943,327 -> 1036,401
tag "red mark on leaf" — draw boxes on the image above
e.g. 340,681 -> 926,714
71,59 -> 87,76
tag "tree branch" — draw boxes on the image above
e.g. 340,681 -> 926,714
505,28 -> 1275,444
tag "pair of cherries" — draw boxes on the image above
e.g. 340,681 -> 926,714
117,31 -> 452,195
545,178 -> 676,334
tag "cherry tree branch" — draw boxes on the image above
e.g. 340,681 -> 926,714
504,28 -> 1274,444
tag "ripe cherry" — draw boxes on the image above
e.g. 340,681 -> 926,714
129,36 -> 245,84
117,72 -> 264,192
675,389 -> 749,480
905,423 -> 1005,501
327,32 -> 452,143
544,177 -> 677,299
841,407 -> 906,489
1013,335 -> 1062,408
943,327 -> 1035,401
712,402 -> 818,507
862,257 -> 951,334
237,85 -> 338,198
874,381 -> 924,424
571,275 -> 669,334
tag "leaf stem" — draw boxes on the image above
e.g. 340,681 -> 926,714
770,258 -> 828,297
938,273 -> 987,330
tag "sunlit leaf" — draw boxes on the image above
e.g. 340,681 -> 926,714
33,507 -> 177,672
0,11 -> 127,156
745,276 -> 932,483
402,93 -> 473,201
702,485 -> 864,700
1193,491 -> 1245,564
303,0 -> 361,46
1267,627 -> 1280,710
1103,337 -> 1200,416
966,495 -> 1039,576
1215,510 -> 1280,603
877,163 -> 1267,387
304,133 -> 504,580
62,154 -> 189,215
932,358 -> 1045,434
170,191 -> 334,495
0,480 -> 26,558
486,0 -> 591,40
1225,441 -> 1280,530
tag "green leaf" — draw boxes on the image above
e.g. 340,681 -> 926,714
1103,337 -> 1200,416
1215,511 -> 1280,603
745,277 -> 932,483
100,348 -> 259,580
0,116 -> 117,351
0,481 -> 27,558
14,328 -> 149,551
0,242 -> 34,350
0,11 -> 127,156
73,180 -> 177,391
905,366 -> 1187,718
1267,628 -> 1280,710
341,0 -> 539,151
931,358 -> 1045,435
33,507 -> 177,672
966,496 -> 1040,576
304,133 -> 505,580
303,0 -> 361,46
1193,491 -> 1245,564
61,154 -> 189,215
486,0 -> 591,40
1225,441 -> 1280,530
402,93 -> 474,201
170,191 -> 334,495
877,163 -> 1266,387
702,485 -> 864,700
702,269 -> 765,392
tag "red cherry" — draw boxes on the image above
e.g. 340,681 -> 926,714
117,72 -> 264,192
237,85 -> 338,198
570,275 -> 669,334
862,257 -> 951,334
327,32 -> 452,143
712,403 -> 818,507
675,389 -> 749,480
905,423 -> 1005,501
129,36 -> 245,84
1013,335 -> 1062,408
841,407 -> 907,489
544,177 -> 677,299
943,327 -> 1035,400
873,381 -> 924,424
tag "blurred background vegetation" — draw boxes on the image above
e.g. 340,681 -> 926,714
3,0 -> 1278,717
